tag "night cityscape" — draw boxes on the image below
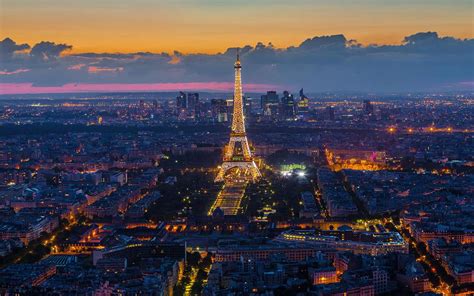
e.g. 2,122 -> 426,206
0,1 -> 473,295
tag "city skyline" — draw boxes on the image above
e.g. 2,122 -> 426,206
0,1 -> 473,295
0,83 -> 472,295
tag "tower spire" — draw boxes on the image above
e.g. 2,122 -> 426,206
235,49 -> 241,69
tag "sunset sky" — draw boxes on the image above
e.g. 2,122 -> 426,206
0,0 -> 473,94
1,0 -> 473,53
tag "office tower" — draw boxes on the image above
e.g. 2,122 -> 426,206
281,90 -> 296,119
327,106 -> 335,120
297,88 -> 310,114
176,92 -> 187,109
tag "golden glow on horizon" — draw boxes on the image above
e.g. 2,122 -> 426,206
1,1 -> 473,54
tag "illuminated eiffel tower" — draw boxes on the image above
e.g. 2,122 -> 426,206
215,54 -> 261,182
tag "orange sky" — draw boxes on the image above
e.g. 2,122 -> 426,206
1,0 -> 473,54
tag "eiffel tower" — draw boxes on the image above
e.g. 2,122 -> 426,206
215,54 -> 261,182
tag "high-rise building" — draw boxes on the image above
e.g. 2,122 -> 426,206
326,106 -> 335,120
297,88 -> 310,114
211,99 -> 228,122
175,92 -> 200,119
187,93 -> 199,111
176,92 -> 187,109
260,91 -> 279,108
281,90 -> 296,119
260,91 -> 279,118
244,96 -> 253,116
187,92 -> 200,118
261,90 -> 279,111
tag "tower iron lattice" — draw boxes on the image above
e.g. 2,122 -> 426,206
215,54 -> 261,182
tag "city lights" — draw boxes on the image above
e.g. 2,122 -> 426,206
0,2 -> 472,293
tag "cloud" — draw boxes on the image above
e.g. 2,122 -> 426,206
0,69 -> 30,75
0,32 -> 473,93
67,63 -> 87,71
298,34 -> 347,51
30,41 -> 72,60
87,66 -> 124,74
0,38 -> 30,60
403,31 -> 439,44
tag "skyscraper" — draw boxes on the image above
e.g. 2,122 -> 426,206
211,99 -> 228,122
297,88 -> 310,114
175,92 -> 200,119
187,93 -> 199,111
326,106 -> 335,120
260,91 -> 280,118
260,91 -> 279,109
281,90 -> 296,119
176,91 -> 187,110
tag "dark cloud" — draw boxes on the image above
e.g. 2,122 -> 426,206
298,34 -> 347,51
401,31 -> 474,55
403,31 -> 439,44
30,41 -> 72,60
1,32 -> 473,92
0,38 -> 30,60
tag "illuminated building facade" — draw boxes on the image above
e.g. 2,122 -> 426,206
312,266 -> 338,285
275,229 -> 408,255
215,245 -> 318,262
297,88 -> 310,114
325,148 -> 387,171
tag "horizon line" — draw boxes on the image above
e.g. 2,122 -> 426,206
0,82 -> 288,95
